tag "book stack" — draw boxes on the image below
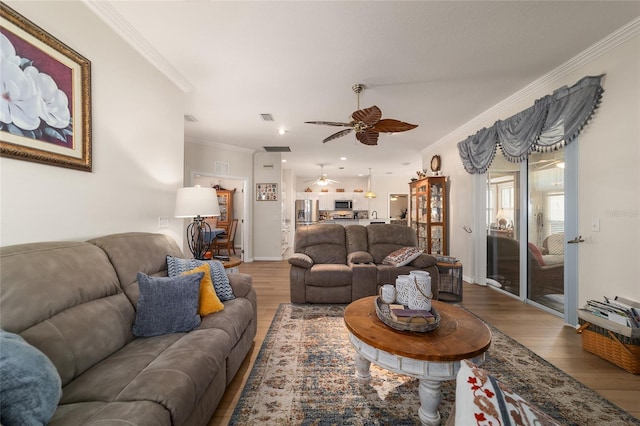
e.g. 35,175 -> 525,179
389,304 -> 436,324
581,296 -> 640,328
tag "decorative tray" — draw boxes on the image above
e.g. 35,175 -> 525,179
374,297 -> 440,332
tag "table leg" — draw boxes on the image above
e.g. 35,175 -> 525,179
418,378 -> 442,426
354,353 -> 371,383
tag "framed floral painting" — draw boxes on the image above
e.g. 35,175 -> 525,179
1,3 -> 91,171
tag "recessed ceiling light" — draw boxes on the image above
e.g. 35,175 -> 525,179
340,157 -> 347,161
282,159 -> 287,163
278,128 -> 286,135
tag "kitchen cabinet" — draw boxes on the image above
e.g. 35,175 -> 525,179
216,188 -> 235,232
318,192 -> 333,210
409,177 -> 447,255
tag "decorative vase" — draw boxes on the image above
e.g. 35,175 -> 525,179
408,270 -> 432,311
395,275 -> 412,305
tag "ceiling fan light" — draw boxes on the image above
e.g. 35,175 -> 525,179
317,179 -> 329,186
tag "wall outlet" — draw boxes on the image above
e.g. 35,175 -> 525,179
158,217 -> 169,228
591,218 -> 600,232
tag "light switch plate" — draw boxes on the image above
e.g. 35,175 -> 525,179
591,218 -> 600,232
158,217 -> 169,228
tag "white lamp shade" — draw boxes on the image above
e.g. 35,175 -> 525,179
175,187 -> 221,218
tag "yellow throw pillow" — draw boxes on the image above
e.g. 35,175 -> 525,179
181,264 -> 224,315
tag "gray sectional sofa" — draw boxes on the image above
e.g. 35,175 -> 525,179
289,223 -> 439,303
0,232 -> 257,426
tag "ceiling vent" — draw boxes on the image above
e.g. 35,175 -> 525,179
184,114 -> 198,122
263,146 -> 291,152
260,113 -> 274,121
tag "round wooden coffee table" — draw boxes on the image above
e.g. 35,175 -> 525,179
344,296 -> 491,426
220,256 -> 242,269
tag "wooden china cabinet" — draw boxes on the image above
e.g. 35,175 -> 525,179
409,176 -> 448,255
215,188 -> 235,231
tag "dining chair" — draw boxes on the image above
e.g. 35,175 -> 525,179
213,219 -> 238,256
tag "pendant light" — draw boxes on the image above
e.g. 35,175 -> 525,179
365,168 -> 376,199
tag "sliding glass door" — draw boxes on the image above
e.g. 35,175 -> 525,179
527,151 -> 565,313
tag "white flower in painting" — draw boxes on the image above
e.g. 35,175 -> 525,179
0,60 -> 42,130
23,66 -> 70,129
0,33 -> 21,66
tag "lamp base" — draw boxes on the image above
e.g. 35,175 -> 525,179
186,217 -> 212,260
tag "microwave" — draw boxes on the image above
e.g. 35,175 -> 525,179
334,200 -> 353,210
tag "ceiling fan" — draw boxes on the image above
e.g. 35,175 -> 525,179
305,165 -> 339,187
305,84 -> 418,146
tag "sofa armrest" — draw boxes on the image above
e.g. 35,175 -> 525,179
288,253 -> 314,269
410,253 -> 437,268
227,272 -> 253,298
348,251 -> 374,264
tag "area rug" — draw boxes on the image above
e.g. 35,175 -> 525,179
230,303 -> 640,425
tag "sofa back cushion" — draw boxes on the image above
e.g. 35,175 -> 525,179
366,224 -> 419,264
294,224 -> 347,264
89,232 -> 184,307
0,241 -> 133,386
344,225 -> 368,253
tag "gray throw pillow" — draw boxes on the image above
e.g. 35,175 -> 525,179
410,253 -> 437,268
0,330 -> 62,426
166,256 -> 236,301
133,272 -> 202,337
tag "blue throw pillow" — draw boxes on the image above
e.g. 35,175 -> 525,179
133,272 -> 202,337
0,330 -> 62,426
166,256 -> 236,301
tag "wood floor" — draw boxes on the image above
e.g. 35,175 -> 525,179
208,260 -> 640,425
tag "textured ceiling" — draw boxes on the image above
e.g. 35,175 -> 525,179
89,1 -> 640,180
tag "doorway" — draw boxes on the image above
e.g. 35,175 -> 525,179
389,193 -> 409,225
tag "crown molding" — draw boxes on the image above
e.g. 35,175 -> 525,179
82,0 -> 194,93
426,17 -> 640,152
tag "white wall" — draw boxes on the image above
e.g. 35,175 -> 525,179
1,2 -> 184,246
421,29 -> 640,305
253,152 -> 282,260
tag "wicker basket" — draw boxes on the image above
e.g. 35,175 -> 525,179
577,321 -> 640,374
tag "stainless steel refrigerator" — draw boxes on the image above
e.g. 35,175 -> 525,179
295,199 -> 319,228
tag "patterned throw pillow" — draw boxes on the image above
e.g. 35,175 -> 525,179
133,272 -> 202,337
455,359 -> 560,426
382,247 -> 424,267
180,264 -> 224,315
166,256 -> 236,301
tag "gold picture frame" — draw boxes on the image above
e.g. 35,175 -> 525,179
256,183 -> 278,201
0,3 -> 92,171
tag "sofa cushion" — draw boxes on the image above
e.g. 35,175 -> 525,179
382,247 -> 424,267
294,224 -> 347,264
410,253 -> 438,268
306,264 -> 353,287
133,272 -> 202,337
167,256 -> 236,301
528,242 -> 545,266
367,224 -> 419,264
51,401 -> 171,426
288,252 -> 314,268
59,329 -> 232,426
180,264 -> 224,315
345,225 -> 368,253
0,331 -> 62,426
455,359 -> 560,426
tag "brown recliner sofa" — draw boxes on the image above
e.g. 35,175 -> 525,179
0,232 -> 257,426
289,224 -> 439,303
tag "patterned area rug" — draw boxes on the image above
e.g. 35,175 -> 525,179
230,304 -> 639,425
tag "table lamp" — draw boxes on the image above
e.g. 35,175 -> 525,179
175,186 -> 220,259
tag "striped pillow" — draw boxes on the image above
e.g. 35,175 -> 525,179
166,256 -> 236,301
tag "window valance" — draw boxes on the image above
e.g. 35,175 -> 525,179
457,75 -> 604,174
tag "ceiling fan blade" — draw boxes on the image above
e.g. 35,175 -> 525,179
351,106 -> 382,126
356,129 -> 380,146
305,121 -> 352,127
322,128 -> 352,143
372,119 -> 418,133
